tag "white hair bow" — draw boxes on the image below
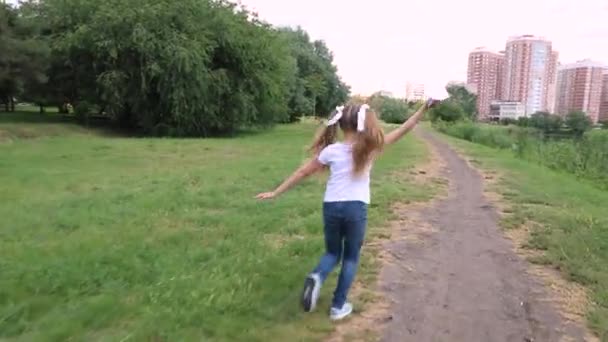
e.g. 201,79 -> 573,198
326,104 -> 368,132
357,104 -> 369,132
327,105 -> 344,126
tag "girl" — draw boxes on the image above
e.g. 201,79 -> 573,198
256,99 -> 435,320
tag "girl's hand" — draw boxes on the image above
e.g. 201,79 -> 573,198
255,191 -> 276,200
385,99 -> 439,145
426,98 -> 440,109
255,158 -> 323,201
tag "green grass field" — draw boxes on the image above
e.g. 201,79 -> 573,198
0,113 -> 434,341
440,135 -> 608,339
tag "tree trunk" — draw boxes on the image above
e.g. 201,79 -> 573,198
39,104 -> 45,114
9,97 -> 15,112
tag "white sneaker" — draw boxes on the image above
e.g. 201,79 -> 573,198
330,302 -> 353,321
301,273 -> 322,312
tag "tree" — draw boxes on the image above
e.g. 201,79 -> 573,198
34,0 -> 302,135
367,93 -> 411,124
378,98 -> 411,124
11,0 -> 52,113
0,2 -> 49,112
565,111 -> 593,137
429,101 -> 466,122
528,112 -> 563,133
278,27 -> 349,122
305,74 -> 327,117
516,117 -> 530,127
0,3 -> 16,111
3,0 -> 349,134
278,28 -> 316,121
311,39 -> 349,116
445,83 -> 477,120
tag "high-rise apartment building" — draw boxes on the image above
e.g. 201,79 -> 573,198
467,47 -> 505,119
406,82 -> 426,101
502,35 -> 559,115
496,51 -> 506,101
599,70 -> 608,123
546,51 -> 559,113
555,60 -> 606,123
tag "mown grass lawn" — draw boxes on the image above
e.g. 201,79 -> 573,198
1,115 -> 433,341
440,134 -> 608,340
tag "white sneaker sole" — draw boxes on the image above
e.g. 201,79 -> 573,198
330,305 -> 353,321
301,274 -> 321,312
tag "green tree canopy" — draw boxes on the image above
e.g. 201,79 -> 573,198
565,111 -> 593,137
527,111 -> 563,133
445,83 -> 477,120
3,0 -> 349,136
276,27 -> 349,122
41,0 -> 297,135
429,100 -> 466,122
0,2 -> 49,112
428,83 -> 476,123
368,93 -> 412,124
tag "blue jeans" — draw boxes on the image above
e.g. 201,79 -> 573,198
313,201 -> 368,309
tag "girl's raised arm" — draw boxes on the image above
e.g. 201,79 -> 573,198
384,99 -> 437,145
255,157 -> 325,200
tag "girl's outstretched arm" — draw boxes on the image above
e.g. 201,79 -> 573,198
384,100 -> 433,145
256,158 -> 324,200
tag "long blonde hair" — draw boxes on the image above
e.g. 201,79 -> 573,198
310,104 -> 384,175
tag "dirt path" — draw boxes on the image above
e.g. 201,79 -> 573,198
379,130 -> 590,342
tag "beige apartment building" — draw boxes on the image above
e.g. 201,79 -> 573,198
489,101 -> 526,121
405,82 -> 426,102
502,35 -> 559,115
555,60 -> 606,123
467,47 -> 505,119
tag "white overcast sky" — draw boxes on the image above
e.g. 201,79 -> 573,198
7,0 -> 608,98
241,0 -> 608,98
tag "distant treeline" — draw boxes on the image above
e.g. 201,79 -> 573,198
0,0 -> 349,136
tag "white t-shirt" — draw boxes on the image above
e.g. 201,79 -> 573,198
318,142 -> 371,204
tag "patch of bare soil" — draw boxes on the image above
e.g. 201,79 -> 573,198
0,129 -> 13,143
475,164 -> 597,342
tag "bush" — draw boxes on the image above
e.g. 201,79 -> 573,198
74,101 -> 92,124
436,121 -> 515,149
379,99 -> 411,124
579,130 -> 608,181
429,101 -> 466,122
528,112 -> 563,133
439,121 -> 608,188
516,117 -> 530,127
367,95 -> 412,124
499,118 -> 517,126
565,111 -> 593,137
